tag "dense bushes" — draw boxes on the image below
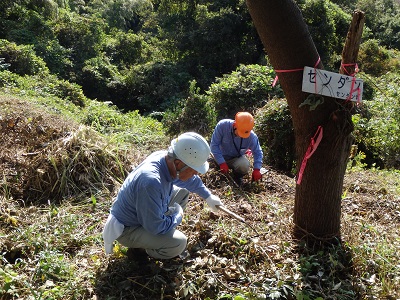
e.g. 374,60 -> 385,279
358,39 -> 400,77
0,0 -> 264,113
0,39 -> 49,76
254,99 -> 295,175
162,63 -> 283,138
104,31 -> 152,69
162,81 -> 216,139
352,72 -> 400,169
81,55 -> 121,101
299,0 -> 351,69
0,70 -> 86,107
356,0 -> 400,49
207,64 -> 283,120
0,0 -> 400,171
121,61 -> 193,114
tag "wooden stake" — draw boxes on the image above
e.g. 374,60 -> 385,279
340,9 -> 365,76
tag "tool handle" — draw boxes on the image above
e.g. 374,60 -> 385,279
216,205 -> 245,223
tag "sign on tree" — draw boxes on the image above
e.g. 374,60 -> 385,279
302,67 -> 363,102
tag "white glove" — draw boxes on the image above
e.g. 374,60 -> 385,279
206,195 -> 223,212
168,202 -> 183,218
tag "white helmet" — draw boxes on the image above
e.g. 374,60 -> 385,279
170,132 -> 210,174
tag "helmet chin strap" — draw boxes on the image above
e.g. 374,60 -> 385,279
173,160 -> 189,179
168,148 -> 190,179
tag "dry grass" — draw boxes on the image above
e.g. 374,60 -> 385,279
1,95 -> 400,299
0,97 -> 131,204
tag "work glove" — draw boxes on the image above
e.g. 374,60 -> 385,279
206,194 -> 223,212
168,202 -> 184,218
219,162 -> 229,174
252,169 -> 262,181
168,202 -> 184,226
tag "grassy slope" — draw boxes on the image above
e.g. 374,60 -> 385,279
0,93 -> 399,299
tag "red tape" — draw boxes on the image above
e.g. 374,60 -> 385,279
272,57 -> 321,87
296,126 -> 323,185
341,63 -> 361,104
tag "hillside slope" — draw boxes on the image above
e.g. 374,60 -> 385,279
0,95 -> 399,299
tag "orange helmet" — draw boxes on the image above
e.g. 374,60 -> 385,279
234,112 -> 254,138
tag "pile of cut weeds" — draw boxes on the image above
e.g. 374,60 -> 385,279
0,96 -> 130,203
1,95 -> 399,299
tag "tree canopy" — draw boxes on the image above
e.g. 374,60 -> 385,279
0,0 -> 399,170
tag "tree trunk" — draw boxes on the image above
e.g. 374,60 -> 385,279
246,0 -> 354,240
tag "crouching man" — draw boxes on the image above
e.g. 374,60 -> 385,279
102,132 -> 223,260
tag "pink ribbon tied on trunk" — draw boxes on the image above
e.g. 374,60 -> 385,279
296,126 -> 323,185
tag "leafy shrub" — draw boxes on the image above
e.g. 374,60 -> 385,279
0,70 -> 25,89
152,0 -> 262,88
101,0 -> 153,31
182,4 -> 262,83
50,78 -> 87,107
0,39 -> 49,76
121,61 -> 192,114
0,70 -> 86,107
81,55 -> 121,101
80,101 -> 166,148
162,80 -> 216,138
352,72 -> 400,169
52,10 -> 108,81
206,64 -> 283,120
358,40 -> 400,77
357,0 -> 400,49
35,39 -> 74,79
254,98 -> 295,174
6,8 -> 56,45
357,72 -> 376,101
104,31 -> 151,69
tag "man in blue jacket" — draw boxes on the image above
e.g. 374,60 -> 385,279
102,132 -> 223,260
210,112 -> 263,185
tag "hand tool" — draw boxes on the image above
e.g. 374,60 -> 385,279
216,205 -> 260,236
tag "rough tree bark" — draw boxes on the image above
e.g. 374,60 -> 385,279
246,0 -> 355,240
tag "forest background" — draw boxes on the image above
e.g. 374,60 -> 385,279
1,0 -> 400,299
1,0 -> 400,171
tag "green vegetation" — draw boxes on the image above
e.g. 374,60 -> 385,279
1,91 -> 399,299
1,0 -> 400,298
254,99 -> 295,175
1,0 -> 400,169
353,71 -> 400,169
